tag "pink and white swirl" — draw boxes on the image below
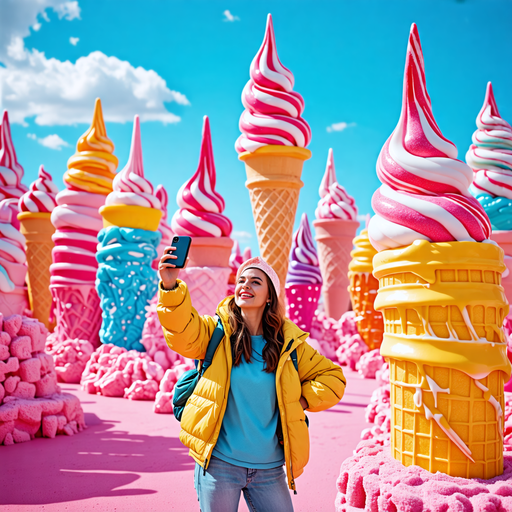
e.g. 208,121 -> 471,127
235,14 -> 311,154
368,24 -> 490,251
172,117 -> 232,238
316,182 -> 358,221
467,82 -> 512,199
105,116 -> 161,210
19,165 -> 58,214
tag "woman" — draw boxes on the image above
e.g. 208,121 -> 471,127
157,251 -> 346,512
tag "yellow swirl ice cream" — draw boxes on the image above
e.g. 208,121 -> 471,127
65,98 -> 118,195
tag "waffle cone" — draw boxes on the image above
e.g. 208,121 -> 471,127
18,212 -> 55,329
348,272 -> 383,350
374,240 -> 511,478
240,145 -> 311,302
313,218 -> 359,320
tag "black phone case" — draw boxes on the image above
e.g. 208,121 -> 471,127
166,236 -> 192,268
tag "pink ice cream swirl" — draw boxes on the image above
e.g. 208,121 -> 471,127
0,111 -> 29,200
467,82 -> 512,199
0,198 -> 27,293
105,116 -> 161,210
368,24 -> 491,252
235,14 -> 311,154
315,148 -> 357,221
172,117 -> 232,237
153,184 -> 174,269
19,165 -> 58,214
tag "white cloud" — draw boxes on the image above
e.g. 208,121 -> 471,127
232,230 -> 252,239
0,1 -> 190,126
326,122 -> 356,133
53,1 -> 81,21
27,133 -> 70,150
223,10 -> 239,22
69,37 -> 79,46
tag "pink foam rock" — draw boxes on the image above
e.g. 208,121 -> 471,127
124,379 -> 159,400
45,338 -> 95,383
9,336 -> 32,360
356,349 -> 385,379
3,315 -> 22,338
0,356 -> 19,381
19,357 -> 42,382
154,391 -> 173,414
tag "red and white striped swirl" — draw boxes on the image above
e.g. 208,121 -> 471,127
0,111 -> 28,200
369,24 -> 489,251
19,165 -> 58,213
235,14 -> 311,154
467,82 -> 512,199
172,117 -> 232,237
106,116 -> 161,210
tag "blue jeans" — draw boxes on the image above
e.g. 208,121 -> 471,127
194,456 -> 294,512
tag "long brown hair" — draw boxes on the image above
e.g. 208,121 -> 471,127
227,273 -> 284,373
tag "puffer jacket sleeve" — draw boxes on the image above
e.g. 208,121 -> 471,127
156,279 -> 217,360
297,341 -> 346,413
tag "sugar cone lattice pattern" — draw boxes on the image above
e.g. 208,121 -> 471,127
389,360 -> 505,479
180,267 -> 231,317
349,272 -> 383,351
248,186 -> 299,299
50,285 -> 101,347
375,241 -> 510,479
25,240 -> 54,329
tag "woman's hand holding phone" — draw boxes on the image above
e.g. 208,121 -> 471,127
158,246 -> 188,290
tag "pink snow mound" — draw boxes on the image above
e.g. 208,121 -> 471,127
141,296 -> 193,371
154,362 -> 193,414
356,349 -> 385,379
0,313 -> 85,445
81,343 -> 166,400
45,337 -> 95,383
335,440 -> 512,512
310,310 -> 369,371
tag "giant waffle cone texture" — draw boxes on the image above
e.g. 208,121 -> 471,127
180,266 -> 232,316
348,272 -> 383,350
18,214 -> 55,329
374,240 -> 511,479
50,285 -> 102,347
240,146 -> 311,301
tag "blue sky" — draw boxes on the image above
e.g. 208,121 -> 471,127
3,0 -> 512,254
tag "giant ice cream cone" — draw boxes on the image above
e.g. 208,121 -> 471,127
171,116 -> 234,313
97,116 -> 161,351
18,212 -> 55,328
18,166 -> 59,329
285,213 -> 322,331
241,146 -> 310,301
235,15 -> 312,303
368,24 -> 510,478
348,226 -> 383,350
375,241 -> 510,478
314,218 -> 358,320
50,98 -> 118,345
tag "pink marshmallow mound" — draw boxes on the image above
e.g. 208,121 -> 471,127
0,313 -> 86,445
45,337 -> 95,384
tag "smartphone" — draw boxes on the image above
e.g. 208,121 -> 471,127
165,236 -> 192,269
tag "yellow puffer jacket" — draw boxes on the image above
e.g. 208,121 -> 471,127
157,280 -> 346,492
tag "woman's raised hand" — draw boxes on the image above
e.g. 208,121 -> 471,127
158,247 -> 187,290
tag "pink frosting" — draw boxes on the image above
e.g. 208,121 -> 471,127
315,149 -> 357,220
235,14 -> 311,153
0,111 -> 28,200
153,184 -> 174,268
105,116 -> 161,210
368,24 -> 491,251
0,198 -> 27,292
19,165 -> 58,214
50,190 -> 105,285
171,116 -> 232,237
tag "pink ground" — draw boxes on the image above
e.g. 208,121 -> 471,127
0,367 -> 377,512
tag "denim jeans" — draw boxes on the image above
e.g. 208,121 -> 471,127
194,456 -> 294,512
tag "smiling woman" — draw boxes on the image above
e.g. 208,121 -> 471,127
156,251 -> 346,512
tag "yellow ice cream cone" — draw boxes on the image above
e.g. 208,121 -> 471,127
374,240 -> 511,479
239,145 -> 311,301
17,211 -> 55,329
99,204 -> 162,231
348,228 -> 383,350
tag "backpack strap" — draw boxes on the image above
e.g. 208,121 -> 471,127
290,348 -> 298,373
199,319 -> 224,377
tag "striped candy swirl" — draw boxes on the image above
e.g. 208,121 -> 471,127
19,165 -> 58,213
